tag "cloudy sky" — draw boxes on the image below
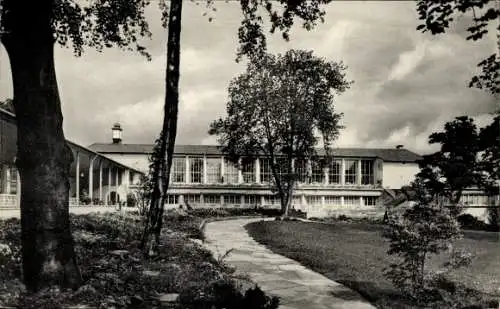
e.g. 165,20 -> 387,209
0,1 -> 497,155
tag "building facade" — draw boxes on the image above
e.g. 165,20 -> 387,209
88,125 -> 426,217
0,109 -> 143,209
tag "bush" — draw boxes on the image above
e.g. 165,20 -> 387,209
179,278 -> 279,309
457,214 -> 490,231
487,206 -> 499,232
383,203 -> 467,302
126,193 -> 137,207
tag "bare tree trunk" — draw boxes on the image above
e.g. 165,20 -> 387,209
141,0 -> 183,254
1,0 -> 81,291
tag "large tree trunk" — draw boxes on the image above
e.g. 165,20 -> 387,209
141,0 -> 183,254
1,0 -> 82,292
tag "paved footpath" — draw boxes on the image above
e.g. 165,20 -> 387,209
204,218 -> 376,309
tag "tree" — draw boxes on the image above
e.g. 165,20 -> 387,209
416,116 -> 484,215
383,181 -> 471,304
0,0 -> 151,291
142,0 -> 339,251
415,0 -> 499,95
0,0 -> 337,290
209,49 -> 350,217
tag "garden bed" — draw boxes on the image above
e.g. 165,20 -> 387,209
0,211 -> 279,309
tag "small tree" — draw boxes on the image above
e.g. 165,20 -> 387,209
209,49 -> 351,217
383,179 -> 470,303
136,174 -> 152,216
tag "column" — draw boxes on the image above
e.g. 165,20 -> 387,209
75,152 -> 80,205
324,165 -> 329,185
357,159 -> 362,186
16,170 -> 20,208
89,156 -> 96,202
340,196 -> 345,208
359,196 -> 364,207
99,160 -> 103,203
185,156 -> 190,183
238,158 -> 243,184
255,158 -> 260,184
220,156 -> 225,183
340,158 -> 345,186
107,167 -> 112,205
5,166 -> 11,194
260,195 -> 265,206
115,168 -> 119,203
203,155 -> 207,184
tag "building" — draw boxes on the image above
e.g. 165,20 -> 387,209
1,107 -> 494,220
0,108 -> 143,208
88,124 -> 425,217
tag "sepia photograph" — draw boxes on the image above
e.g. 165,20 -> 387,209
0,0 -> 498,308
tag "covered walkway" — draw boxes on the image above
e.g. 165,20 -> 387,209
0,107 -> 143,209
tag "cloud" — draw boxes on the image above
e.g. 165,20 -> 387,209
0,1 -> 497,156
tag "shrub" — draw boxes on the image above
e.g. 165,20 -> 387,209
457,214 -> 490,231
487,206 -> 499,232
383,203 -> 468,302
126,193 -> 137,207
179,278 -> 279,309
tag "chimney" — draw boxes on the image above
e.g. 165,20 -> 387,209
396,145 -> 404,149
112,122 -> 123,144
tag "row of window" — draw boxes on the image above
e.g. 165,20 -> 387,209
171,157 -> 375,185
165,194 -> 378,206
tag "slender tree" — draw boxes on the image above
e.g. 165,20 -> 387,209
209,50 -> 350,216
415,0 -> 499,95
141,0 -> 337,250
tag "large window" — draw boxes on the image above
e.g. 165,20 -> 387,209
344,196 -> 361,206
325,196 -> 341,205
311,159 -> 324,184
224,194 -> 241,205
172,157 -> 186,183
344,160 -> 358,185
461,194 -> 488,206
203,194 -> 220,205
264,195 -> 280,205
260,158 -> 272,183
185,194 -> 201,204
190,157 -> 204,183
363,196 -> 377,206
306,195 -> 322,206
328,160 -> 341,184
361,160 -> 374,185
224,159 -> 239,184
244,195 -> 259,206
165,195 -> 179,205
295,159 -> 308,183
242,160 -> 255,183
206,158 -> 222,183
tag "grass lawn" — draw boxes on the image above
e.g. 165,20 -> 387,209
246,220 -> 500,309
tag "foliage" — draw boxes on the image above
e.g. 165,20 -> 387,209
416,116 -> 486,213
136,174 -> 152,216
478,115 -> 500,196
179,278 -> 279,309
415,0 -> 500,95
457,213 -> 492,231
209,49 -> 350,216
383,201 -> 469,303
0,212 -> 280,309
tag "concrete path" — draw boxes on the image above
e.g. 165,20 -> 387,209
204,218 -> 376,309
